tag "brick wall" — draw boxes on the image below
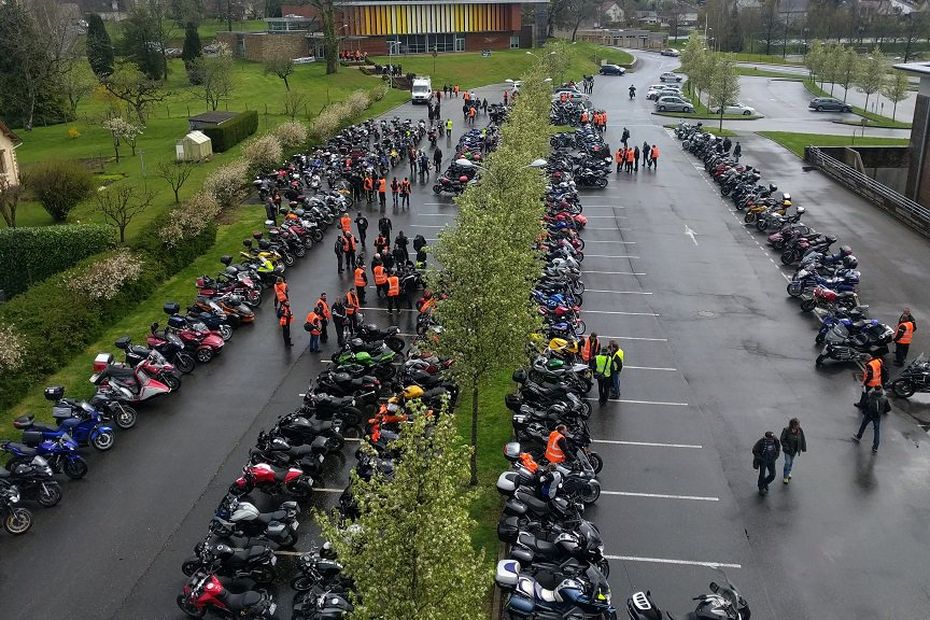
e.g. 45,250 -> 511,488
216,31 -> 309,62
465,31 -> 515,51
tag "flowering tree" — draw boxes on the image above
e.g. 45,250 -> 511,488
66,248 -> 144,300
0,323 -> 26,372
101,117 -> 144,162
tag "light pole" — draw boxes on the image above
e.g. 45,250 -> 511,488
454,158 -> 548,177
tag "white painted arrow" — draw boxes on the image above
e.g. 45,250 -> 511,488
684,224 -> 698,246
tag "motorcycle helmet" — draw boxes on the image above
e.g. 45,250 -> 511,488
503,442 -> 522,461
242,239 -> 253,249
403,385 -> 424,400
826,235 -> 838,244
546,358 -> 565,370
354,351 -> 371,364
843,255 -> 858,268
512,369 -> 528,384
295,208 -> 305,216
768,183 -> 778,192
258,239 -> 271,250
350,338 -> 364,349
320,541 -> 337,559
252,230 -> 264,240
839,244 -> 853,257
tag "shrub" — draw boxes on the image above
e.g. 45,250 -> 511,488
345,90 -> 371,116
242,134 -> 283,175
0,324 -> 26,373
67,127 -> 81,139
65,248 -> 145,301
0,224 -> 113,298
274,121 -> 309,151
158,193 -> 221,249
370,84 -> 389,102
202,160 -> 250,210
201,110 -> 259,152
24,160 -> 95,221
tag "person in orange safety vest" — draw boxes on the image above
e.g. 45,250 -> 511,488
354,264 -> 368,304
545,424 -> 570,464
894,306 -> 917,366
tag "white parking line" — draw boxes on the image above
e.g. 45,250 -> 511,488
593,439 -> 702,449
584,254 -> 640,259
586,397 -> 689,406
584,240 -> 636,244
601,491 -> 719,502
581,270 -> 646,276
581,310 -> 659,317
586,289 -> 652,294
314,487 -> 344,493
595,335 -> 667,342
605,555 -> 742,569
624,365 -> 678,371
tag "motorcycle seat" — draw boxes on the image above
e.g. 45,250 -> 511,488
128,345 -> 150,356
517,532 -> 557,556
216,589 -> 262,610
100,365 -> 135,379
5,443 -> 36,456
516,492 -> 550,514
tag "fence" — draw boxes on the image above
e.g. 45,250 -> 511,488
805,146 -> 930,238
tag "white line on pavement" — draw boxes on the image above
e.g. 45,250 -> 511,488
583,240 -> 637,244
624,365 -> 678,371
601,491 -> 719,502
593,439 -> 702,449
595,335 -> 667,342
586,397 -> 689,406
605,555 -> 742,569
581,309 -> 659,317
581,271 -> 646,276
586,289 -> 652,294
584,255 -> 640,259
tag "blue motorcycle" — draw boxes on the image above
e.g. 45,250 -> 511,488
3,434 -> 88,480
13,386 -> 115,452
504,563 -> 617,619
815,315 -> 877,345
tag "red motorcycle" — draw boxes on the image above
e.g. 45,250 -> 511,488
177,570 -> 277,619
90,352 -> 175,404
800,286 -> 861,313
165,312 -> 225,364
544,211 -> 588,229
230,462 -> 314,497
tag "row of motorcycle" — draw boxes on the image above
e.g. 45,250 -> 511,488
676,123 -> 928,387
549,125 -> 612,189
0,117 -> 423,540
432,125 -> 501,196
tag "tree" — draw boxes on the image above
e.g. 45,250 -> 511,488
102,117 -> 144,162
0,177 -> 22,228
855,47 -> 886,113
23,160 -> 94,222
182,21 -> 203,77
309,0 -> 338,74
838,46 -> 857,101
171,0 -> 204,26
157,161 -> 195,203
680,38 -> 712,103
316,412 -> 490,620
724,2 -> 743,52
806,40 -> 827,86
282,91 -> 308,120
882,70 -> 910,121
121,0 -> 175,80
86,13 -> 114,78
554,0 -> 601,42
191,52 -> 234,110
264,52 -> 295,91
96,185 -> 155,243
707,58 -> 740,130
760,0 -> 779,55
59,61 -> 97,120
102,63 -> 167,124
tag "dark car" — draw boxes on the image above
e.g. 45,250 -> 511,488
809,97 -> 852,112
599,64 -> 626,76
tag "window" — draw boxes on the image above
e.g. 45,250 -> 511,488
510,35 -> 520,49
0,150 -> 6,174
454,34 -> 465,52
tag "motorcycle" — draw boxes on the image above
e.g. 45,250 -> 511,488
3,433 -> 88,480
815,322 -> 893,367
229,462 -> 315,497
891,354 -> 930,398
502,561 -> 615,619
146,323 -> 196,374
13,386 -> 116,451
177,569 -> 277,619
180,542 -> 278,584
114,336 -> 184,390
0,485 -> 33,536
626,572 -> 750,620
0,456 -> 62,507
90,352 -> 173,413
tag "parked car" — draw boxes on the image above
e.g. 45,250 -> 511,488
646,85 -> 681,100
598,64 -> 626,75
660,48 -> 681,57
808,97 -> 853,112
660,72 -> 683,82
712,102 -> 757,116
655,95 -> 694,113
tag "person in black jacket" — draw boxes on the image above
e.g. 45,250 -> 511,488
752,431 -> 781,496
780,418 -> 807,484
853,387 -> 890,453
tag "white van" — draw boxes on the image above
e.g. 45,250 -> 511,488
411,76 -> 432,104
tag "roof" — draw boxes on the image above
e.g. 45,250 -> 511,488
0,121 -> 22,147
184,130 -> 211,145
894,61 -> 930,76
188,111 -> 237,126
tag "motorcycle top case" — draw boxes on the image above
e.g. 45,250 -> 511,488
43,385 -> 65,401
497,516 -> 520,544
496,559 -> 521,588
21,429 -> 45,446
92,353 -> 114,373
167,316 -> 187,330
163,301 -> 181,315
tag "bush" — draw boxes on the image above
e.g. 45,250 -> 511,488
24,160 -> 95,221
242,134 -> 283,175
157,193 -> 221,249
201,110 -> 259,152
0,224 -> 113,298
274,121 -> 309,151
134,197 -> 218,276
202,160 -> 250,210
65,248 -> 145,301
0,324 -> 26,373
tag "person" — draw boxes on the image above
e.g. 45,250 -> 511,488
722,136 -> 732,153
752,431 -> 781,496
345,288 -> 360,334
378,215 -> 392,240
642,140 -> 650,167
581,332 -> 599,365
482,98 -> 488,115
354,212 -> 368,248
264,196 -> 278,225
779,418 -> 807,483
580,109 -> 589,124
445,117 -> 453,136
400,177 -> 411,208
593,346 -> 613,406
331,299 -> 348,346
273,276 -> 288,311
733,142 -> 742,162
545,424 -> 570,464
339,212 -> 352,235
468,105 -> 476,126
433,148 -> 443,174
373,261 -> 388,298
386,270 -> 401,314
649,144 -> 660,170
395,231 -> 409,262
609,340 -> 624,398
856,353 -> 887,408
342,232 -> 358,274
363,175 -> 374,204
894,306 -> 917,366
374,233 -> 389,258
853,387 -> 889,453
334,236 -> 345,273
621,127 -> 630,147
315,292 -> 331,344
633,145 -> 640,172
278,299 -> 293,347
628,84 -> 636,99
354,263 -> 368,303
392,243 -> 406,269
625,146 -> 635,173
304,308 -> 322,352
410,151 -> 418,177
418,151 -> 430,178
614,147 -> 624,174
412,233 -> 427,256
377,176 -> 387,209
390,177 -> 399,207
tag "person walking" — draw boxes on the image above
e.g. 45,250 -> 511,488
354,263 -> 368,304
482,98 -> 488,115
641,140 -> 650,167
273,276 -> 288,311
752,431 -> 781,495
303,307 -> 322,352
614,147 -> 624,174
386,270 -> 401,314
339,212 -> 352,235
373,261 -> 388,298
853,387 -> 890,453
377,176 -> 387,209
395,231 -> 410,262
390,177 -> 399,207
608,340 -> 624,398
278,299 -> 293,347
780,418 -> 807,483
856,353 -> 887,408
722,136 -> 732,153
433,148 -> 443,175
331,299 -> 348,347
445,118 -> 453,141
400,177 -> 411,208
374,234 -> 389,258
363,174 -> 374,204
378,215 -> 392,240
334,236 -> 345,274
621,127 -> 630,147
593,346 -> 613,406
315,293 -> 331,344
893,306 -> 917,366
345,288 -> 360,334
341,232 -> 358,275
354,212 -> 368,248
648,145 -> 660,169
733,142 -> 742,162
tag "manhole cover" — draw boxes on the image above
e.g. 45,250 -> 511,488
697,310 -> 717,319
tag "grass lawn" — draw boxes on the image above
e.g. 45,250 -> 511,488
726,52 -> 805,66
104,18 -> 267,47
757,131 -> 909,158
803,80 -> 911,129
735,66 -> 805,79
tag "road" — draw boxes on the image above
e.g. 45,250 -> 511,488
4,49 -> 930,619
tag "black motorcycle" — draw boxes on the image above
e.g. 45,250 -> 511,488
0,457 -> 61,507
891,354 -> 930,398
180,542 -> 277,583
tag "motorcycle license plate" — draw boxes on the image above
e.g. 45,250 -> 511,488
291,521 -> 299,530
268,603 -> 277,615
318,454 -> 325,462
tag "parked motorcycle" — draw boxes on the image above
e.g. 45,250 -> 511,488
891,354 -> 930,398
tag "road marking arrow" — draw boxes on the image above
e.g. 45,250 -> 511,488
684,224 -> 698,246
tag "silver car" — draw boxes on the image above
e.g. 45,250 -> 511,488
655,95 -> 693,113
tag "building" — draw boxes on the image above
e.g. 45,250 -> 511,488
575,28 -> 668,50
893,62 -> 930,206
0,121 -> 23,188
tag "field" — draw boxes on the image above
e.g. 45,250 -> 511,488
757,131 -> 909,157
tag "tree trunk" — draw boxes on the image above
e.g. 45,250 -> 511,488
571,17 -> 582,43
283,75 -> 290,91
892,100 -> 898,121
113,143 -> 120,163
118,225 -> 126,243
719,107 -> 724,132
864,93 -> 870,114
469,383 -> 479,486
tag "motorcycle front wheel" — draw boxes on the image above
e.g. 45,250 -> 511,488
786,281 -> 803,298
4,507 -> 33,535
892,378 -> 915,398
290,575 -> 317,592
588,451 -> 604,474
219,324 -> 234,341
181,558 -> 201,577
176,595 -> 206,618
174,353 -> 196,374
91,429 -> 115,451
62,457 -> 88,480
37,483 -> 63,507
113,403 -> 137,430
162,373 -> 182,392
800,298 -> 816,312
195,348 -> 214,364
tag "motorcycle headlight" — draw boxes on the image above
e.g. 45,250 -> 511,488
270,554 -> 278,566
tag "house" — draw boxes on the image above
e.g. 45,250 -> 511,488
0,121 -> 23,188
602,2 -> 625,23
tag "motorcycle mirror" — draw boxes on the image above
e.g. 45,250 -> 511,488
709,581 -> 719,593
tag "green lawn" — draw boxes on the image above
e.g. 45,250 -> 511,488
803,80 -> 911,129
735,66 -> 806,79
104,18 -> 267,47
757,131 -> 909,158
725,52 -> 805,66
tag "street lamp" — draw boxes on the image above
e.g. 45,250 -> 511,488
454,158 -> 548,171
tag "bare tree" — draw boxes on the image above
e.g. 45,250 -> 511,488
191,53 -> 234,111
264,52 -> 295,91
157,161 -> 195,203
283,91 -> 308,120
103,63 -> 168,124
59,61 -> 97,120
96,185 -> 156,243
0,177 -> 22,228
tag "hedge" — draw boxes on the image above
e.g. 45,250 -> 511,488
202,110 -> 259,153
0,225 -> 113,299
133,209 -> 218,275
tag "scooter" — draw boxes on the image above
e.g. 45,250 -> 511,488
90,353 -> 173,410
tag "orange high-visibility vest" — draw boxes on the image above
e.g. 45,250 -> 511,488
519,452 -> 539,473
304,311 -> 321,335
278,304 -> 292,326
626,149 -> 635,163
545,431 -> 566,463
342,235 -> 356,252
346,291 -> 359,314
315,298 -> 331,319
363,177 -> 373,191
581,336 -> 599,362
378,178 -> 386,193
387,276 -> 400,297
340,214 -> 351,232
354,267 -> 366,287
865,358 -> 883,387
580,111 -> 589,123
373,265 -> 387,285
615,150 -> 623,163
650,146 -> 660,159
897,321 -> 915,344
468,107 -> 476,118
274,281 -> 288,303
